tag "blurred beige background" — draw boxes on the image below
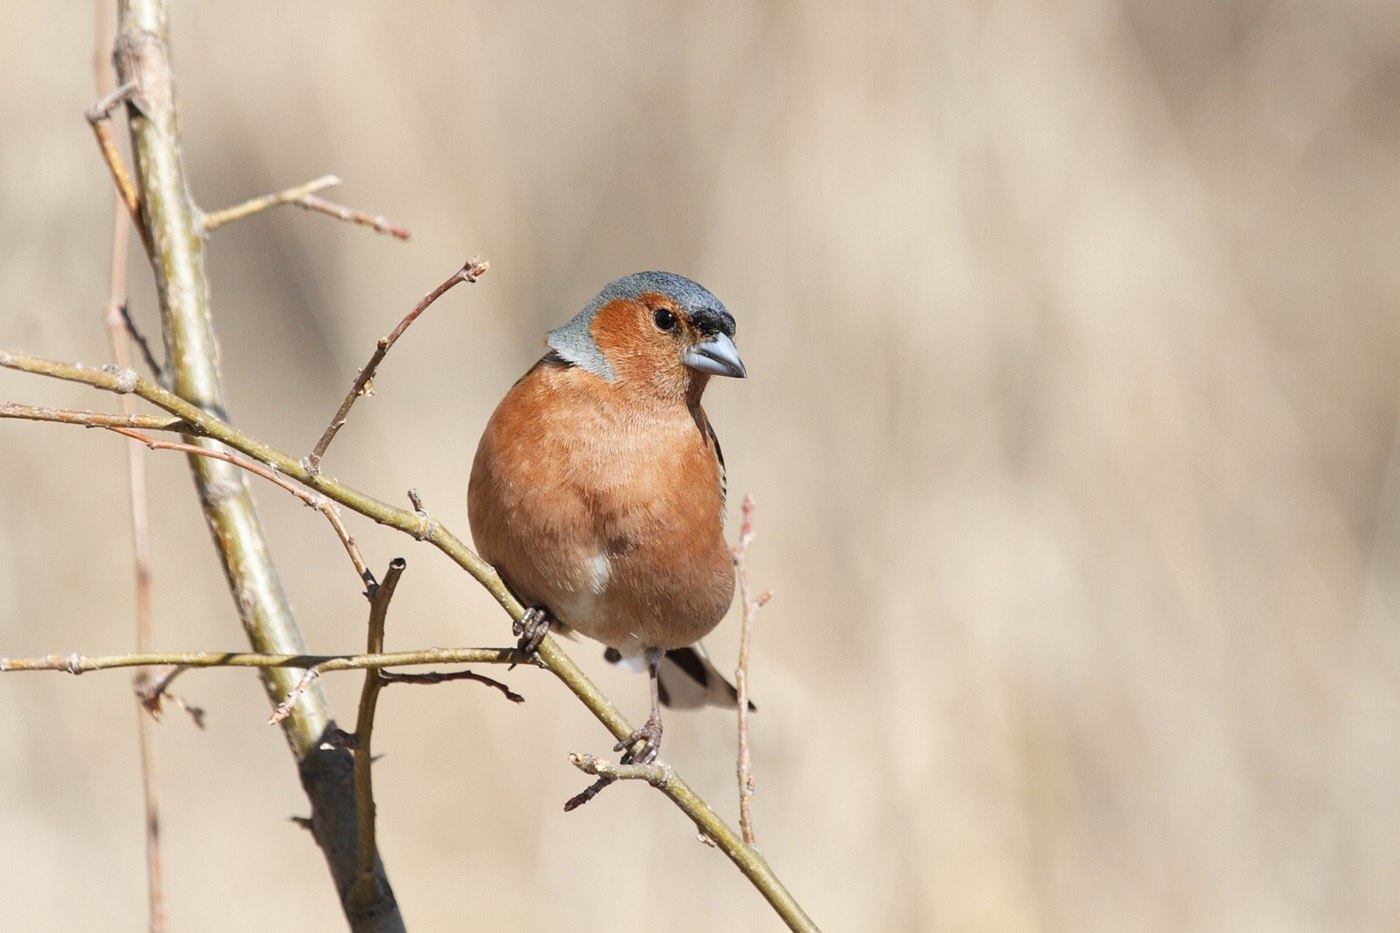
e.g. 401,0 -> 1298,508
4,1 -> 1400,930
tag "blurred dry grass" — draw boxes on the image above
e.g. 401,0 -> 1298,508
3,1 -> 1400,930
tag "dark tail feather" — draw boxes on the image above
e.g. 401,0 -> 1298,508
604,644 -> 756,711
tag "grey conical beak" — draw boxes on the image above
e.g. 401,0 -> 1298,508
682,332 -> 747,379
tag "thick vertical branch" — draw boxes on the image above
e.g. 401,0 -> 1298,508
111,3 -> 402,929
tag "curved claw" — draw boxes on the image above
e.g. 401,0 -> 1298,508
614,716 -> 663,765
513,607 -> 551,655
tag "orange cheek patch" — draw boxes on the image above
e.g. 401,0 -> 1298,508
589,297 -> 688,394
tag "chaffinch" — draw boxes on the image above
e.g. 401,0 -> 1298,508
468,271 -> 747,762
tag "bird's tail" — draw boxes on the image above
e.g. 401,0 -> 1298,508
604,643 -> 757,711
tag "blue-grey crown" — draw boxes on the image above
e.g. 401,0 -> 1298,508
546,272 -> 734,382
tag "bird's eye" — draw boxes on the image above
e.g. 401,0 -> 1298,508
653,308 -> 677,331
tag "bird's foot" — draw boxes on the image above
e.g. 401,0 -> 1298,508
614,715 -> 663,765
513,607 -> 551,655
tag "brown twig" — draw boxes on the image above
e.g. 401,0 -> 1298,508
295,194 -> 412,240
267,668 -> 322,725
563,753 -> 676,812
134,665 -> 205,728
202,174 -> 343,232
380,669 -> 524,703
347,558 -> 405,912
732,494 -> 772,847
85,80 -> 143,235
304,258 -> 489,475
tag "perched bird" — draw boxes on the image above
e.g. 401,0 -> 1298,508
468,271 -> 747,762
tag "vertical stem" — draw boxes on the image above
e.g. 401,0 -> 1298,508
95,2 -> 164,928
110,3 -> 401,928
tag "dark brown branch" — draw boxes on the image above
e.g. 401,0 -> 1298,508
305,258 -> 489,475
347,559 -> 406,913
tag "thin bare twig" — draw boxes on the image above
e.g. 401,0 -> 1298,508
267,669 -> 322,725
202,174 -> 342,231
305,258 -> 489,475
85,80 -> 143,234
381,669 -> 524,703
563,753 -> 676,812
570,753 -> 673,786
1,647 -> 525,675
96,5 -> 164,925
732,494 -> 772,847
134,665 -> 205,728
104,426 -> 374,589
7,396 -> 381,592
296,194 -> 412,240
118,304 -> 164,378
0,403 -> 185,431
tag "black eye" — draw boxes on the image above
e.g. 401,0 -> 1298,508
653,307 -> 677,331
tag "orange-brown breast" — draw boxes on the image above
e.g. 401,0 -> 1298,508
468,359 -> 734,654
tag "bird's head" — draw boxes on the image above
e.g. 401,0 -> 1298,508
546,272 -> 746,402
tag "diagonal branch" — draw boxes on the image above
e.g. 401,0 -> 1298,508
105,426 -> 374,590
